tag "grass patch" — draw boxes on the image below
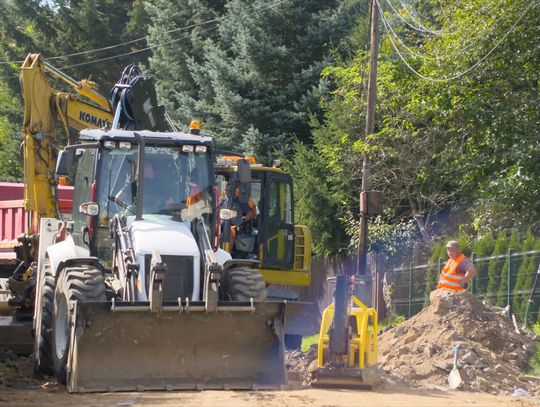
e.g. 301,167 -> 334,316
378,314 -> 406,331
301,334 -> 319,352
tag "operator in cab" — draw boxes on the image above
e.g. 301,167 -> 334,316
220,181 -> 258,253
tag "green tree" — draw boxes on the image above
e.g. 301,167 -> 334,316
292,0 -> 539,259
473,231 -> 495,294
496,230 -> 520,306
146,0 -> 225,119
485,230 -> 508,302
512,229 -> 535,317
287,141 -> 348,257
154,0 -> 363,161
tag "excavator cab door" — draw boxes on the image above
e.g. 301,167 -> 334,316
70,147 -> 98,251
260,173 -> 294,269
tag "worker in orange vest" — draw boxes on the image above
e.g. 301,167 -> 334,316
437,241 -> 477,291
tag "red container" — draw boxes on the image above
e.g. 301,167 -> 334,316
0,183 -> 74,262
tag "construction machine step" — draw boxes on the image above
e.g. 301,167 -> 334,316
66,300 -> 286,393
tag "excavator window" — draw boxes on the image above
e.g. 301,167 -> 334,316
96,143 -> 215,220
262,174 -> 294,269
71,147 -> 97,250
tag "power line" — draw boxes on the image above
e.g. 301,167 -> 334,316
377,0 -> 538,82
397,0 -> 442,34
56,0 -> 289,71
46,18 -> 222,63
382,0 -> 440,35
0,15 -> 219,66
380,0 -> 523,64
0,0 -> 288,66
57,25 -> 220,70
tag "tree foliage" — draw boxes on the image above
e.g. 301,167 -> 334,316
0,0 -> 154,182
147,0 -> 364,161
292,0 -> 539,259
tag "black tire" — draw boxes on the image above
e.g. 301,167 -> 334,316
222,267 -> 267,301
284,334 -> 303,350
52,265 -> 106,384
32,259 -> 55,377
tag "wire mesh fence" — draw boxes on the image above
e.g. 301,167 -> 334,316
389,250 -> 540,325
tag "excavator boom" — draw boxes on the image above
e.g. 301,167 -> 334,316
19,54 -> 114,228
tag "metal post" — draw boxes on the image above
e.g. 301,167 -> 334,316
408,262 -> 413,318
356,0 -> 379,276
134,133 -> 145,221
437,257 -> 442,289
471,252 -> 476,294
507,249 -> 515,311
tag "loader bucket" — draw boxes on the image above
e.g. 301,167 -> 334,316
66,300 -> 286,393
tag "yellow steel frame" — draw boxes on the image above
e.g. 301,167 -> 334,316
317,295 -> 378,369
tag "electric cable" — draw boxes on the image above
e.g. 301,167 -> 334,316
0,0 -> 288,66
383,0 -> 440,35
397,0 -> 441,33
377,0 -> 537,82
380,0 -> 523,63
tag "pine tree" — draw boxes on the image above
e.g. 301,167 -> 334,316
472,231 -> 495,295
486,230 -> 508,303
512,229 -> 535,318
152,0 -> 362,161
145,0 -> 225,124
495,230 -> 520,307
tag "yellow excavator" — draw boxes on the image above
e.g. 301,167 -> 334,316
214,154 -> 317,349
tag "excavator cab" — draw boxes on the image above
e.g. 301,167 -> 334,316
216,155 -> 317,349
217,161 -> 296,270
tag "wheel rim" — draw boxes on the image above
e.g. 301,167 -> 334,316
55,293 -> 69,360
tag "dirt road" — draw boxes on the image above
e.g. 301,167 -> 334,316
1,386 -> 539,407
1,350 -> 538,406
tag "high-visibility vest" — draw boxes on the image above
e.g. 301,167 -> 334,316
437,254 -> 466,291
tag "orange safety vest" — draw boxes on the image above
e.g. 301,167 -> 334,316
437,254 -> 466,291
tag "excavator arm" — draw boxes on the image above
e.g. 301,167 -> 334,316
19,53 -> 113,230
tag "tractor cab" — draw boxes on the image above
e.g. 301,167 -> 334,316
57,128 -> 216,267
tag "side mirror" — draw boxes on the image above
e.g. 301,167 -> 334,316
79,202 -> 99,216
237,159 -> 252,183
56,148 -> 75,176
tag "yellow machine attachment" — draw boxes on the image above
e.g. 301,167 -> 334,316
314,275 -> 380,387
20,53 -> 113,231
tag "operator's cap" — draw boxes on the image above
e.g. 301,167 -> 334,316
446,240 -> 460,250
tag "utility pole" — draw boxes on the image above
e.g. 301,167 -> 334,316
356,0 -> 380,276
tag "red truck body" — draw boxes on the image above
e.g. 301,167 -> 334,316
0,182 -> 73,264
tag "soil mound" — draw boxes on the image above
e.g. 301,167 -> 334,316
379,289 -> 540,395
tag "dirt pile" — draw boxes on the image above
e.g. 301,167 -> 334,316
0,349 -> 35,389
379,289 -> 540,395
285,347 -> 317,386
